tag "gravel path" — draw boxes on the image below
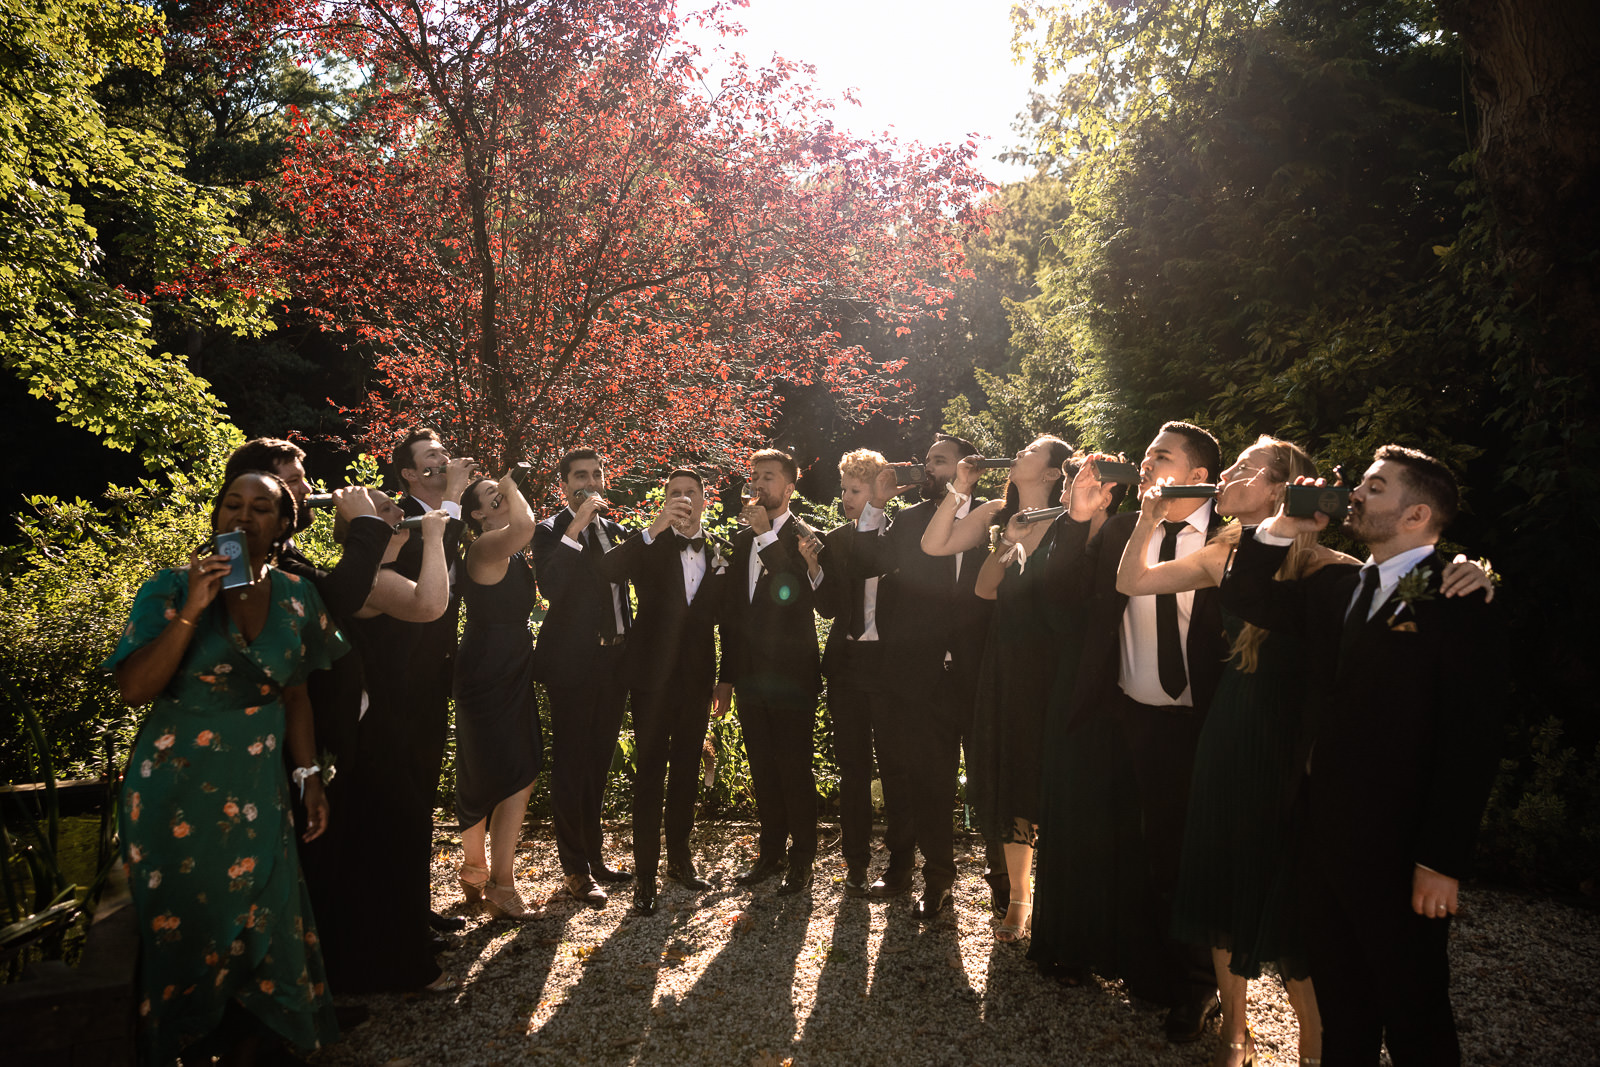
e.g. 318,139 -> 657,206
308,821 -> 1600,1067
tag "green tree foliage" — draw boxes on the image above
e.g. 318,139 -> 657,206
0,0 -> 248,467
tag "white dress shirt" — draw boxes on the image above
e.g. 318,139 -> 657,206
642,525 -> 709,604
558,507 -> 626,634
1119,501 -> 1215,707
747,510 -> 824,601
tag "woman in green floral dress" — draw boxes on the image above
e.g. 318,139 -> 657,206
107,472 -> 347,1066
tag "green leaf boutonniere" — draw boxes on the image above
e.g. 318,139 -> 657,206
1387,565 -> 1436,631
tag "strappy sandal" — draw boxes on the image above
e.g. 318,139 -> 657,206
995,898 -> 1033,943
458,862 -> 489,905
483,880 -> 547,920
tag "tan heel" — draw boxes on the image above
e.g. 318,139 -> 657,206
458,863 -> 489,904
484,880 -> 546,920
1214,1031 -> 1255,1067
995,898 -> 1032,943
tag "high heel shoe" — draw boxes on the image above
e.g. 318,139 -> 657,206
483,880 -> 546,920
458,863 -> 489,905
995,899 -> 1032,943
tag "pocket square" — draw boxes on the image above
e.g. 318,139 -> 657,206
1388,618 -> 1418,633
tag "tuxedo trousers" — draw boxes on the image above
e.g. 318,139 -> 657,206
1303,785 -> 1460,1067
1118,693 -> 1215,1006
826,640 -> 915,873
735,685 -> 818,865
546,645 -> 629,877
630,672 -> 712,881
947,653 -> 1004,894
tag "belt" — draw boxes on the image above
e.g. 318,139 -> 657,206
597,634 -> 627,647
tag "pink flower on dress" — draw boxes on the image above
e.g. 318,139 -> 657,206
195,730 -> 214,747
172,822 -> 191,838
154,734 -> 175,751
128,844 -> 143,863
214,664 -> 233,674
223,801 -> 239,817
247,742 -> 263,756
162,608 -> 176,621
259,979 -> 275,994
264,735 -> 276,751
243,803 -> 258,822
148,871 -> 162,889
288,598 -> 305,617
129,794 -> 141,822
139,760 -> 152,779
244,706 -> 260,716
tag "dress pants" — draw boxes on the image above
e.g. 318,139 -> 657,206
948,654 -> 1000,894
736,686 -> 818,866
630,672 -> 712,882
1304,786 -> 1461,1066
547,643 -> 629,877
1118,692 -> 1215,1006
827,640 -> 914,873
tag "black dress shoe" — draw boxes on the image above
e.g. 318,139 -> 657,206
842,867 -> 870,898
664,861 -> 712,891
630,881 -> 658,916
593,865 -> 634,884
734,856 -> 785,885
776,864 -> 814,896
564,873 -> 608,908
868,870 -> 914,898
428,910 -> 468,932
428,931 -> 451,954
1164,993 -> 1222,1044
912,886 -> 953,922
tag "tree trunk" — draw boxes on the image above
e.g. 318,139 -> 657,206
1435,0 -> 1600,370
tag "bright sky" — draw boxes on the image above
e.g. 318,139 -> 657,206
680,0 -> 1040,186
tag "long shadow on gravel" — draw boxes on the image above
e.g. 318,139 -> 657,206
791,894 -> 874,1060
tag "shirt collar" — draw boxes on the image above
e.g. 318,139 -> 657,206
1363,543 -> 1437,588
1172,499 -> 1214,533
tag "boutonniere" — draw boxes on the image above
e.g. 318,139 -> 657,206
708,540 -> 729,571
1387,565 -> 1435,631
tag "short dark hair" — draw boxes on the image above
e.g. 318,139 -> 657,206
223,438 -> 304,487
558,448 -> 602,481
1374,444 -> 1459,531
1158,421 -> 1222,483
665,467 -> 704,489
932,433 -> 978,459
392,427 -> 443,476
750,448 -> 798,485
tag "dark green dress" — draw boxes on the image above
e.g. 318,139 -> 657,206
107,568 -> 346,1066
1171,612 -> 1308,979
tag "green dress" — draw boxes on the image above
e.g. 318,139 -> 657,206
106,568 -> 346,1066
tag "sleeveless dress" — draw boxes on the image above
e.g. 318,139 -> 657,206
969,525 -> 1059,843
106,568 -> 344,1066
454,551 -> 544,828
1171,611 -> 1309,979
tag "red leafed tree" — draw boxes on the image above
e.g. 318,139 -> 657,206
195,0 -> 990,491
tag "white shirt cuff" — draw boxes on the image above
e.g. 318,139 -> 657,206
753,530 -> 779,551
561,534 -> 584,552
1253,525 -> 1295,547
809,567 -> 824,589
641,528 -> 656,545
440,500 -> 462,520
858,503 -> 885,531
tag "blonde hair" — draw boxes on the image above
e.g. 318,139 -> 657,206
1228,436 -> 1319,673
838,448 -> 887,484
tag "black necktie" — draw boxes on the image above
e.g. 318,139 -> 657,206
674,533 -> 706,553
1156,520 -> 1188,699
1340,565 -> 1381,668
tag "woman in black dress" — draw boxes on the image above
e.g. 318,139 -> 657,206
922,435 -> 1073,942
323,497 -> 455,994
455,469 -> 545,919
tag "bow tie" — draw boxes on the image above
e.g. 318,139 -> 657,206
675,533 -> 706,553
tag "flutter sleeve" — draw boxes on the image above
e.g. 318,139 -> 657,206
101,569 -> 189,673
286,577 -> 350,687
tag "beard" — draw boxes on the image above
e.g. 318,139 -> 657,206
1343,501 -> 1396,544
919,474 -> 948,502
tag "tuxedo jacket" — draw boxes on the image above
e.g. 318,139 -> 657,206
278,516 -> 391,622
532,508 -> 634,685
1220,533 -> 1506,896
1043,509 -> 1226,731
716,516 -> 823,705
389,495 -> 466,694
848,498 -> 994,674
596,528 -> 725,694
814,520 -> 871,680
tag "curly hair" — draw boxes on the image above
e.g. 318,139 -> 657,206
837,448 -> 887,485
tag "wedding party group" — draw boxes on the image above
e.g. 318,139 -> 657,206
108,421 -> 1505,1066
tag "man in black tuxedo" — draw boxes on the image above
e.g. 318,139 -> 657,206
713,448 -> 827,896
1045,422 -> 1226,1038
533,448 -> 635,907
389,428 -> 475,934
849,434 -> 996,920
596,468 -> 726,916
1221,445 -> 1504,1067
813,449 -> 914,899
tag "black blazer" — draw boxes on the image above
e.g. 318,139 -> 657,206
278,516 -> 392,622
1043,508 -> 1227,730
389,495 -> 465,692
814,519 -> 871,679
596,528 -> 725,694
532,508 -> 633,684
849,498 -> 993,673
716,514 -> 823,705
1220,533 -> 1506,891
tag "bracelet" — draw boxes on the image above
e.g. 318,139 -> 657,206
291,765 -> 322,798
173,615 -> 196,629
